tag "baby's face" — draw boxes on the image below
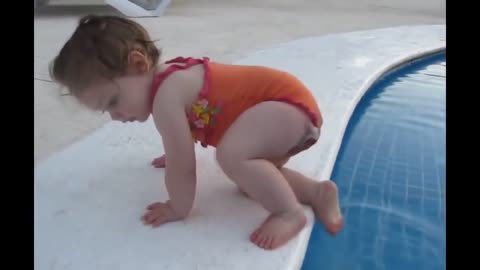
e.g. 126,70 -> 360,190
78,74 -> 153,123
77,51 -> 154,123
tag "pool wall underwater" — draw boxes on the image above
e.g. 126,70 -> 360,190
301,51 -> 446,270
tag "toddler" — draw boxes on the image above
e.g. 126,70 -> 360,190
50,15 -> 343,250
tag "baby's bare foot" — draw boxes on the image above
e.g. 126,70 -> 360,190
249,209 -> 306,250
311,180 -> 343,235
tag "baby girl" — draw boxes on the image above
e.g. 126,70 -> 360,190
50,15 -> 343,250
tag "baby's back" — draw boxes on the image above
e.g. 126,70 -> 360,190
209,63 -> 300,100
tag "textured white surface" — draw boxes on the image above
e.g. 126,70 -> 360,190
34,25 -> 445,270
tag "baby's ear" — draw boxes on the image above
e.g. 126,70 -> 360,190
128,51 -> 150,75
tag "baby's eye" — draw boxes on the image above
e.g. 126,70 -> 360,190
101,96 -> 118,114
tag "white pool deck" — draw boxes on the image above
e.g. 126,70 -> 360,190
34,25 -> 445,270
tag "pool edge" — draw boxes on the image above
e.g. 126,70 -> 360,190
321,45 -> 446,182
292,45 -> 446,270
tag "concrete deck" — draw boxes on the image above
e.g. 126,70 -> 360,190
34,25 -> 446,270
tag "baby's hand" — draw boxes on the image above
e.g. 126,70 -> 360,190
151,154 -> 166,168
142,201 -> 182,227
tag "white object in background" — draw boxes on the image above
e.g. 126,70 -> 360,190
105,0 -> 171,17
35,0 -> 50,8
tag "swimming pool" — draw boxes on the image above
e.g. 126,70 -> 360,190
301,52 -> 446,270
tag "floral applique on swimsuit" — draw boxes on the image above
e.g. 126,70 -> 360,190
188,98 -> 221,128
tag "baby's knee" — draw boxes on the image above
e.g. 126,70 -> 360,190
269,157 -> 290,168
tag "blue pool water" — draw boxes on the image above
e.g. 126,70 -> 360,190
302,52 -> 446,270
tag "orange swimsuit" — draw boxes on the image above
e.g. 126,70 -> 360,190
150,57 -> 322,148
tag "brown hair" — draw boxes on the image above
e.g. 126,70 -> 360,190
50,15 -> 161,95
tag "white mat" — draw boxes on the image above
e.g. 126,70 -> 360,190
105,0 -> 171,17
35,25 -> 445,270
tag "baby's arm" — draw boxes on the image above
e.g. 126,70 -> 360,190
143,87 -> 196,226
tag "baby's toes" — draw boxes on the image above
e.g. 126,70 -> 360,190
264,236 -> 274,250
252,234 -> 265,247
259,235 -> 271,249
250,228 -> 262,242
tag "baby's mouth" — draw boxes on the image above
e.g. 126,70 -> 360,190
121,117 -> 136,123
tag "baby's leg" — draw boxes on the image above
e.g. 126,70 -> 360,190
243,156 -> 342,235
232,127 -> 343,236
278,166 -> 343,235
237,168 -> 343,236
216,101 -> 314,250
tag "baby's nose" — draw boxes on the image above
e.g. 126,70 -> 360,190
109,111 -> 123,122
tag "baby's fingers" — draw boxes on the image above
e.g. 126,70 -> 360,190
151,160 -> 164,167
147,202 -> 163,210
151,155 -> 166,168
152,215 -> 170,227
142,211 -> 159,224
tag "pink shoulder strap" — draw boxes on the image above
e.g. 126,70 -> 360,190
149,57 -> 207,101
